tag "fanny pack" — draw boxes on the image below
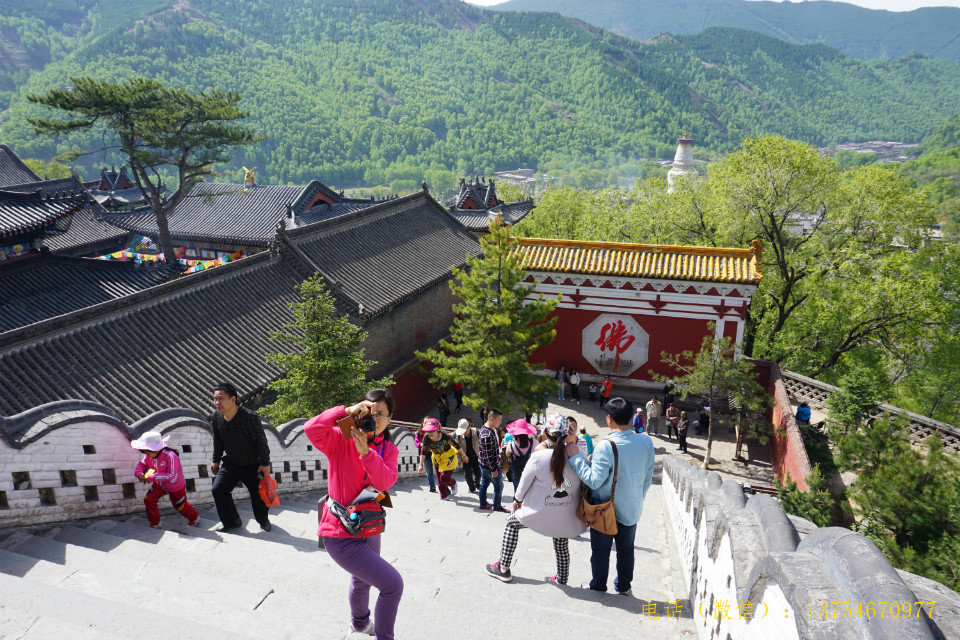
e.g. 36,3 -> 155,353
326,496 -> 386,538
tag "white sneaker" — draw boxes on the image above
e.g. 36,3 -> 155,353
451,483 -> 458,496
353,620 -> 374,636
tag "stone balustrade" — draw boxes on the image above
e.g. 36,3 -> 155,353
662,454 -> 960,640
781,370 -> 960,454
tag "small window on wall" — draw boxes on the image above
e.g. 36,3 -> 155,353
185,479 -> 196,493
182,445 -> 192,453
0,491 -> 8,509
198,465 -> 209,478
38,488 -> 56,506
283,461 -> 290,472
102,469 -> 117,484
274,472 -> 282,485
291,472 -> 299,482
84,486 -> 99,502
83,445 -> 96,455
60,470 -> 78,487
308,470 -> 315,481
12,471 -> 31,490
122,483 -> 136,499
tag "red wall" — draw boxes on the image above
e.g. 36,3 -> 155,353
387,364 -> 437,422
531,307 -> 714,381
753,360 -> 812,491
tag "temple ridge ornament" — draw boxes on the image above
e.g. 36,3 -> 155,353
242,166 -> 257,191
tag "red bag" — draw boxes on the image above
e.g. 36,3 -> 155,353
346,500 -> 386,537
258,474 -> 280,507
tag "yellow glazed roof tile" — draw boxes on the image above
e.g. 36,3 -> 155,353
511,237 -> 762,284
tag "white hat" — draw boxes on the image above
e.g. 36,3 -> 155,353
131,431 -> 168,451
636,407 -> 643,413
455,419 -> 470,436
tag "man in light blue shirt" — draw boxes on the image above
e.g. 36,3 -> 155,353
566,397 -> 655,595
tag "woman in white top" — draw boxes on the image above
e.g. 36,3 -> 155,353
486,414 -> 587,585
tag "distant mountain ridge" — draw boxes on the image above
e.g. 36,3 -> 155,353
489,0 -> 960,60
2,0 -> 960,187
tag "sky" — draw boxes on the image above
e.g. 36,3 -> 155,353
465,0 -> 960,10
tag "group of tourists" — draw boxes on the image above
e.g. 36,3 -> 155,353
131,381 -> 660,640
486,398 -> 655,596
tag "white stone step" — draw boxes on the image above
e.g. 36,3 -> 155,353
0,530 -> 339,639
0,571 -> 233,639
0,603 -> 129,640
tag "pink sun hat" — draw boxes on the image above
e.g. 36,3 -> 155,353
421,418 -> 441,432
130,431 -> 168,451
506,419 -> 537,436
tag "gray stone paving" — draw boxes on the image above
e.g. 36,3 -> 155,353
0,474 -> 698,640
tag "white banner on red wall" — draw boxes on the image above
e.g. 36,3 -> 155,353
582,314 -> 649,377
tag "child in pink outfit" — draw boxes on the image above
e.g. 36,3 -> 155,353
132,431 -> 198,528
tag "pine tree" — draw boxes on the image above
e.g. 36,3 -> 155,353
261,275 -> 392,424
659,328 -> 769,469
417,219 -> 558,415
27,77 -> 260,263
776,465 -> 833,527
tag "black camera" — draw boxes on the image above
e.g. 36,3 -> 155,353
359,415 -> 377,433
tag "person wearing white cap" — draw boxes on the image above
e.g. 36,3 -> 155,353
132,431 -> 198,528
455,418 -> 481,492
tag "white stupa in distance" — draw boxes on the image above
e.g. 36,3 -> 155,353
667,133 -> 698,193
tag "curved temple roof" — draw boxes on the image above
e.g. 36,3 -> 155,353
512,237 -> 762,284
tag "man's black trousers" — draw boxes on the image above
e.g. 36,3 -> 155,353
211,460 -> 269,526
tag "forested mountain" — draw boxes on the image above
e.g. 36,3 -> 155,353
3,0 -> 960,187
490,0 -> 960,61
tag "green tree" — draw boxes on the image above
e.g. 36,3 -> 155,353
23,157 -> 71,179
261,275 -> 393,424
27,76 -> 259,263
658,329 -> 769,469
417,219 -> 559,415
776,465 -> 833,527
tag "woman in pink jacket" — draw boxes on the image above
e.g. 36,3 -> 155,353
304,389 -> 402,640
132,431 -> 199,528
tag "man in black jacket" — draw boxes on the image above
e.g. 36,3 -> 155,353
210,382 -> 273,532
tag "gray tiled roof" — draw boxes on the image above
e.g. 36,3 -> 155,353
0,145 -> 41,187
0,190 -> 480,422
0,253 -> 178,333
43,207 -> 132,256
450,199 -> 534,231
104,181 -> 383,247
287,191 -> 481,317
93,188 -> 148,206
455,177 -> 499,210
0,188 -> 91,237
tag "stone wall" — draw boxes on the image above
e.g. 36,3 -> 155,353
781,369 -> 960,455
662,455 -> 959,640
0,401 -> 420,530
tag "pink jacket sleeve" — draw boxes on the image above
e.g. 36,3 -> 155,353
134,456 -> 149,478
304,406 -> 348,456
361,441 -> 399,492
150,450 -> 180,484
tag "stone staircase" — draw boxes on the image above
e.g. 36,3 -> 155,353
0,478 -> 697,640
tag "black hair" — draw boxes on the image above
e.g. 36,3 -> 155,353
364,388 -> 395,441
364,388 -> 395,415
545,431 -> 566,487
515,434 -> 530,448
605,397 -> 634,427
489,408 -> 503,417
214,382 -> 238,400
